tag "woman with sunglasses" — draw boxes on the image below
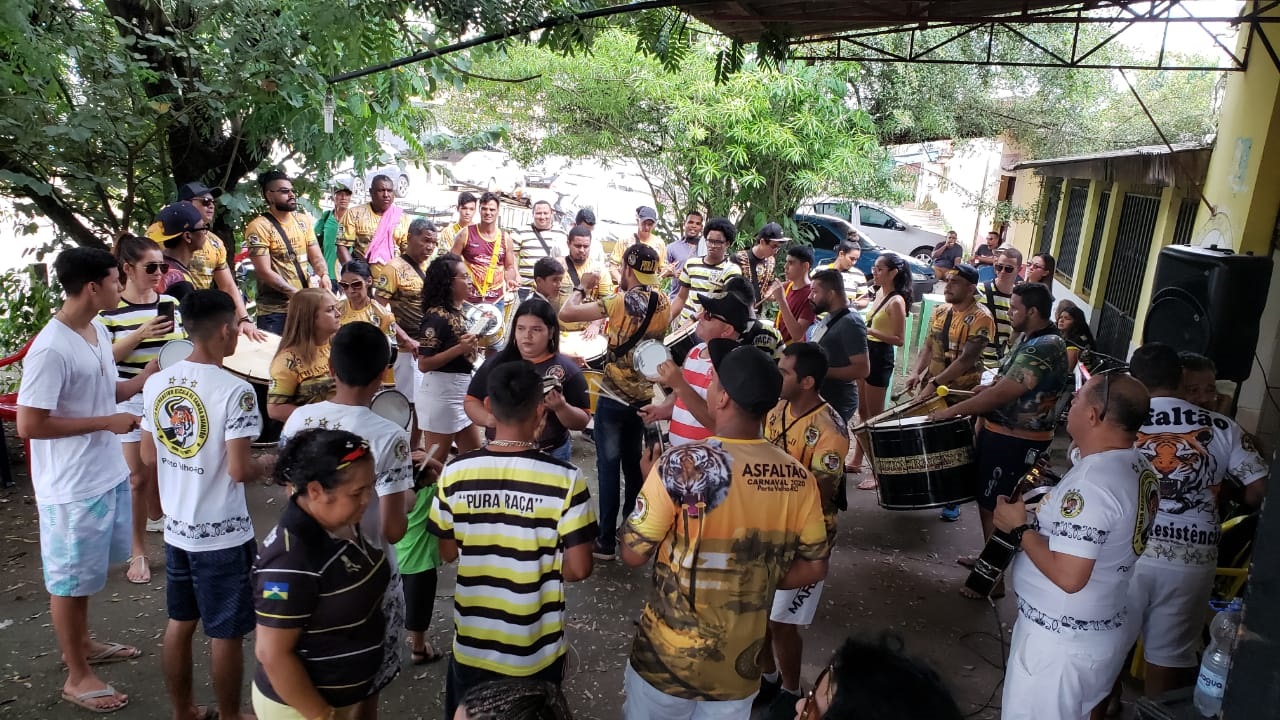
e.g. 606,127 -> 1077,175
1025,252 -> 1055,286
336,260 -> 397,383
101,234 -> 186,584
252,429 -> 388,720
854,253 -> 911,490
268,288 -> 341,423
794,634 -> 963,720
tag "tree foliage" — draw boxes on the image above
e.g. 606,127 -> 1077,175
441,30 -> 901,235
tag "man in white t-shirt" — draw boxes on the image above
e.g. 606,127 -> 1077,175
1125,343 -> 1268,697
639,292 -> 749,445
140,289 -> 266,720
995,371 -> 1158,720
17,248 -> 157,713
280,321 -> 414,711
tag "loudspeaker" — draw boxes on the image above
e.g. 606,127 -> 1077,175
1142,245 -> 1273,382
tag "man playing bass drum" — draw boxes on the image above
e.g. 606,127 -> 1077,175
994,371 -> 1159,720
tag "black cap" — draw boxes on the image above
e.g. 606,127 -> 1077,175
756,222 -> 785,241
697,291 -> 749,334
707,339 -> 782,416
575,208 -> 597,225
950,263 -> 980,285
176,182 -> 223,201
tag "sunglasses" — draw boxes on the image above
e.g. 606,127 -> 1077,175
338,280 -> 365,291
269,187 -> 296,196
994,263 -> 1017,273
191,197 -> 215,207
137,261 -> 170,274
1097,370 -> 1114,423
799,664 -> 834,719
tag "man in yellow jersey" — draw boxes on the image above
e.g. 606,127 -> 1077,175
608,206 -> 667,286
338,174 -> 412,265
438,191 -> 477,251
373,219 -> 438,445
244,171 -> 330,334
558,225 -> 611,336
758,342 -> 850,716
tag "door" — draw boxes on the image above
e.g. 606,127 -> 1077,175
1094,192 -> 1160,359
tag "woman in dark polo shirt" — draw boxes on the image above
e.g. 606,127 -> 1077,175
251,429 -> 388,720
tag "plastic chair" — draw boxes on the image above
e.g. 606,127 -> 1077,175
0,336 -> 36,488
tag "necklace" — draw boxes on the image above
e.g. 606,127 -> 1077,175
60,313 -> 105,377
487,439 -> 536,449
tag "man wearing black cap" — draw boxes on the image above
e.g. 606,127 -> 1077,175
639,291 -> 749,445
734,222 -> 787,302
931,281 -> 1071,591
560,242 -> 670,561
724,275 -> 783,359
176,182 -> 266,341
608,206 -> 667,286
619,341 -> 829,718
146,201 -> 209,303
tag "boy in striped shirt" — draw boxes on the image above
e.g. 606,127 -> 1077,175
429,361 -> 597,720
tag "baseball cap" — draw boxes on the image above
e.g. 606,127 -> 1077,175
637,206 -> 658,222
624,243 -> 660,286
949,263 -> 980,285
757,222 -> 785,241
146,202 -> 205,242
697,291 -> 749,334
575,208 -> 597,225
176,182 -> 223,201
330,177 -> 355,193
706,338 -> 783,415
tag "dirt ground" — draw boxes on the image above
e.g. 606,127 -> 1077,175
0,427 -> 1123,720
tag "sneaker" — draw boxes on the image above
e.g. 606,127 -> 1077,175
592,541 -> 616,561
145,516 -> 165,533
938,505 -> 960,522
753,675 -> 782,708
763,689 -> 804,720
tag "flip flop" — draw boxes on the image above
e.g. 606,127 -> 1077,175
411,648 -> 445,665
125,555 -> 151,585
86,642 -> 142,665
61,685 -> 128,713
856,477 -> 878,491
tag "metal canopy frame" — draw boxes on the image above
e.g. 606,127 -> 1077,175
780,1 -> 1280,72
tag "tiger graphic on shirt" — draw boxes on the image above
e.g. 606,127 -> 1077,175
1137,429 -> 1218,516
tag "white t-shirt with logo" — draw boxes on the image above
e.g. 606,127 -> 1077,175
1011,447 -> 1159,638
141,360 -> 262,552
281,402 -> 414,560
17,318 -> 130,504
1137,396 -> 1267,568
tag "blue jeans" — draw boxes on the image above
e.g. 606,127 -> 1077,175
548,437 -> 572,464
594,396 -> 644,552
257,312 -> 286,335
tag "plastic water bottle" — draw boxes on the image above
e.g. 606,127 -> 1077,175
1194,599 -> 1243,717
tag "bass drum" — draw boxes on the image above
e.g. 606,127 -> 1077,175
223,331 -> 283,447
560,331 -> 607,370
867,414 -> 976,510
369,389 -> 413,430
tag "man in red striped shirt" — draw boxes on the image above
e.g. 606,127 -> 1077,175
639,292 -> 749,445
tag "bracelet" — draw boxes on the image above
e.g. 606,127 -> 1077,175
572,286 -> 585,295
1009,524 -> 1033,546
238,316 -> 251,325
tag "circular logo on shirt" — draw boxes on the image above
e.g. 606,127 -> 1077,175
821,452 -> 842,473
393,438 -> 409,462
238,390 -> 257,414
1133,468 -> 1160,556
154,386 -> 209,459
804,425 -> 820,447
1060,490 -> 1084,519
629,494 -> 648,524
545,364 -> 567,382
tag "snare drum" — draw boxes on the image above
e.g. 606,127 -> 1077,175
867,414 -> 976,510
223,332 -> 283,446
663,323 -> 699,366
560,331 -> 607,370
369,389 -> 413,430
158,339 -> 194,369
633,339 -> 672,380
463,302 -> 505,348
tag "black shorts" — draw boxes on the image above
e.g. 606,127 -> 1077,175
974,430 -> 1051,511
866,342 -> 895,388
165,539 -> 256,638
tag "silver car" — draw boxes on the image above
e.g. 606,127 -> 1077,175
802,198 -> 949,264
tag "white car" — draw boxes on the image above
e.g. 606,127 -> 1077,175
332,142 -> 411,200
446,150 -> 525,194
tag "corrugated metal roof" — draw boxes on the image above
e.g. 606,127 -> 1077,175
1008,142 -> 1213,187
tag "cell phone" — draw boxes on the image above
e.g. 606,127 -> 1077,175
542,377 -> 563,396
157,301 -> 175,324
643,423 -> 665,453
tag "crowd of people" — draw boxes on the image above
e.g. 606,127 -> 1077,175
11,173 -> 1268,720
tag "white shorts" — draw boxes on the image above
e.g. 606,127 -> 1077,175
116,394 -> 144,444
1002,619 -> 1129,720
39,479 -> 132,596
416,371 -> 472,434
1128,560 -> 1215,668
394,350 -> 423,402
770,581 -> 825,626
622,662 -> 756,720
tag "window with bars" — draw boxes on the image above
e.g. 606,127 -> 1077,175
1037,177 -> 1063,256
1081,191 -> 1111,296
1172,198 -> 1199,245
1057,184 -> 1089,280
1095,192 -> 1161,359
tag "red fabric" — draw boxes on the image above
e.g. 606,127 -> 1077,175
780,283 -> 816,343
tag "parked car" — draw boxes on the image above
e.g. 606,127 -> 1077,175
794,212 -> 936,300
332,142 -> 411,199
446,150 -> 525,193
800,198 -> 949,264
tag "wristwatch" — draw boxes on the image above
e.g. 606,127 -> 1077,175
1010,524 -> 1033,546
237,316 -> 252,325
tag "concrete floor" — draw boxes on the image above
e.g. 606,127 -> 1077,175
0,428 -> 1135,720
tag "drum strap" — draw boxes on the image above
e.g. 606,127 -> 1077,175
774,401 -> 823,451
402,254 -> 426,284
531,225 -> 552,258
611,290 -> 660,359
262,213 -> 310,291
565,257 -> 582,288
940,308 -> 955,356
